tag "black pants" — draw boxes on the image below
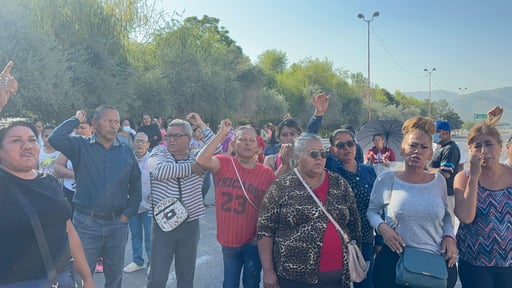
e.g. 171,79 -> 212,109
373,245 -> 457,288
458,259 -> 512,288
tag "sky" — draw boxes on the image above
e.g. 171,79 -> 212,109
162,0 -> 512,94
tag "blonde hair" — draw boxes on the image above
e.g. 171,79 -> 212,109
402,116 -> 436,138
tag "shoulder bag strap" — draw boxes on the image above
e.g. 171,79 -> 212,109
231,157 -> 257,210
9,178 -> 59,283
293,168 -> 351,244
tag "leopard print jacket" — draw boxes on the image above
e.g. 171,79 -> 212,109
257,170 -> 362,287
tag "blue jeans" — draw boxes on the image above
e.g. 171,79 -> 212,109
353,242 -> 375,288
73,211 -> 129,288
221,242 -> 261,288
128,211 -> 152,266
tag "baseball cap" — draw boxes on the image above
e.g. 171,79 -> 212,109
436,120 -> 451,132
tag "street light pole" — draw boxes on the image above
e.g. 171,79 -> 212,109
424,67 -> 436,118
458,87 -> 468,121
358,11 -> 379,122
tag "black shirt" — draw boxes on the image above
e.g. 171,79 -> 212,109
0,170 -> 72,284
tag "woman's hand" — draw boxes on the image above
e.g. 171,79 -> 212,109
278,143 -> 294,166
262,269 -> 279,288
468,152 -> 483,178
486,106 -> 503,126
82,278 -> 97,288
312,92 -> 330,116
441,236 -> 458,267
0,61 -> 18,110
378,223 -> 405,253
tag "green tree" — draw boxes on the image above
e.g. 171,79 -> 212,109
0,1 -> 79,122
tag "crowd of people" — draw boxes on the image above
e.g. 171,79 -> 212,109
1,61 -> 511,288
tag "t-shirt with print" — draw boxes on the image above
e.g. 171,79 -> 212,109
214,155 -> 275,247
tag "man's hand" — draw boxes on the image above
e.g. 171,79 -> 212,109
119,214 -> 129,223
76,110 -> 87,123
187,112 -> 206,128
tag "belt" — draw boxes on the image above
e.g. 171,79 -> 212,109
75,207 -> 123,220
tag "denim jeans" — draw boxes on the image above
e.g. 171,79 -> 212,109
147,219 -> 200,288
221,242 -> 261,288
353,242 -> 375,288
73,211 -> 129,288
128,210 -> 152,266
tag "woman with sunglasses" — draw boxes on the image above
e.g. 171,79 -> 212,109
258,133 -> 361,288
367,117 -> 458,288
325,129 -> 377,288
263,92 -> 329,177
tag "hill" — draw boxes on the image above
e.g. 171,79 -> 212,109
404,87 -> 512,124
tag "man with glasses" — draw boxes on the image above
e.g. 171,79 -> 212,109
147,113 -> 220,288
123,132 -> 152,273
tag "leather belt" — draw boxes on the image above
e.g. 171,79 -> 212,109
75,207 -> 123,220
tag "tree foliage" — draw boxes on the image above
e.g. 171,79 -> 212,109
0,0 -> 463,131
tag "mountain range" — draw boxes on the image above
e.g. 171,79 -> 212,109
404,87 -> 512,124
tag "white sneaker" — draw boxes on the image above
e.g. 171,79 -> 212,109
123,262 -> 145,273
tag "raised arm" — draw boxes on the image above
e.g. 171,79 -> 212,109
196,119 -> 232,173
453,153 -> 482,224
306,92 -> 330,134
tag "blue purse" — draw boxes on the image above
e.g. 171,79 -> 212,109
395,247 -> 448,288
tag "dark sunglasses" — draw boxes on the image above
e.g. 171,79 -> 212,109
335,140 -> 356,149
302,150 -> 328,159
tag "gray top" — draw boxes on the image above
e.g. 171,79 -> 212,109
367,170 -> 454,255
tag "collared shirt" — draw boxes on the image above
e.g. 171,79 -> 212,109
49,117 -> 142,218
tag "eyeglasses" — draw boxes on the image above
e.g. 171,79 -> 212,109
280,132 -> 299,138
165,133 -> 187,140
335,140 -> 356,149
301,150 -> 328,159
134,139 -> 148,145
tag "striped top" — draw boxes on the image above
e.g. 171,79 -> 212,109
148,127 -> 218,221
457,182 -> 512,267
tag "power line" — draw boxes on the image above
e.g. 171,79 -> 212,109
370,25 -> 424,78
